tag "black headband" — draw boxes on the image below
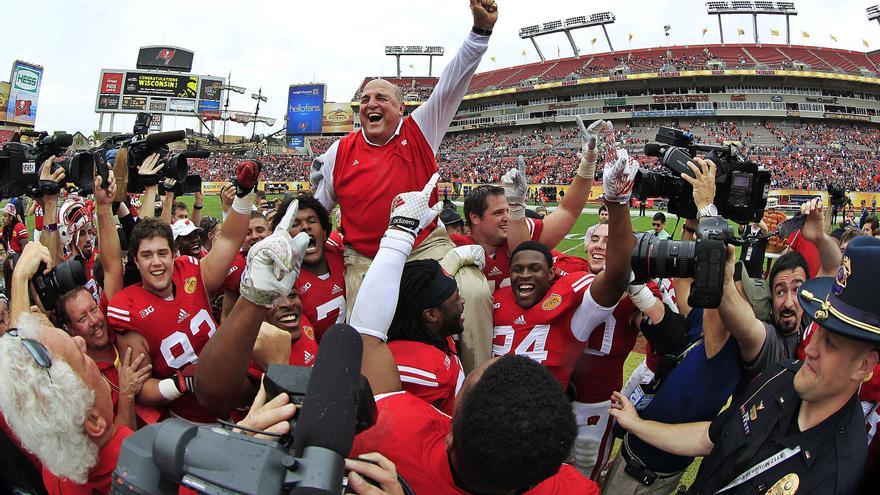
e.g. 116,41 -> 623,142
409,264 -> 458,312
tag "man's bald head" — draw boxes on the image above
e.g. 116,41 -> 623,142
359,79 -> 407,145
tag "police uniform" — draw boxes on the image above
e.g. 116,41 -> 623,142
688,359 -> 866,495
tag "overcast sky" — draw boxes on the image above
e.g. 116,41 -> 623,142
6,0 -> 880,135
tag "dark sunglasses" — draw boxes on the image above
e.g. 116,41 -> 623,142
652,223 -> 663,227
6,328 -> 53,377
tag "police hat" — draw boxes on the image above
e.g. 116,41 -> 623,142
798,235 -> 880,346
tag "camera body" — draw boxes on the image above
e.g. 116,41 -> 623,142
112,364 -> 379,495
634,127 -> 771,224
31,259 -> 87,312
0,132 -> 96,198
632,216 -> 732,308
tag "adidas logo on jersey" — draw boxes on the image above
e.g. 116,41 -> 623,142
352,159 -> 360,166
488,266 -> 503,277
514,315 -> 526,325
178,309 -> 190,324
331,284 -> 343,295
304,351 -> 315,364
401,139 -> 408,146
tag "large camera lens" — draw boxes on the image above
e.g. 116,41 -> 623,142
631,234 -> 696,282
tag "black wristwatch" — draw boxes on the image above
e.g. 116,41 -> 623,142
193,204 -> 203,210
43,223 -> 58,232
472,25 -> 492,36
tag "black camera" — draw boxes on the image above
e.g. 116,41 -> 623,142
31,259 -> 87,312
632,216 -> 732,308
111,324 -> 394,495
634,127 -> 771,224
0,131 -> 97,198
159,174 -> 203,197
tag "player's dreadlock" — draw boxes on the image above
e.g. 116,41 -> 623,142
387,259 -> 453,353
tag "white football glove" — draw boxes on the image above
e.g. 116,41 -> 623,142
602,149 -> 639,204
388,173 -> 443,238
440,244 -> 486,276
576,118 -> 612,179
240,200 -> 310,307
502,156 -> 528,220
309,155 -> 325,192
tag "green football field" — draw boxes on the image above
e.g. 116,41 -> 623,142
83,194 -> 701,489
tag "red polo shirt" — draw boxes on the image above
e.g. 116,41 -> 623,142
42,425 -> 132,495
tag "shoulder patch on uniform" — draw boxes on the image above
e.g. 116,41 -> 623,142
303,325 -> 314,340
184,276 -> 198,294
542,293 -> 562,311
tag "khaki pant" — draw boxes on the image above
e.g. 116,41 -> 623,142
599,452 -> 685,495
343,227 -> 493,373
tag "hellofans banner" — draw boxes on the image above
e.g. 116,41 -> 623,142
7,61 -> 43,125
287,84 -> 324,135
322,102 -> 354,133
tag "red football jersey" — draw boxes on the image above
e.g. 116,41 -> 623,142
451,218 -> 543,292
219,251 -> 246,295
296,242 -> 346,342
332,118 -> 438,258
571,296 -> 638,403
106,256 -> 219,423
388,337 -> 464,416
551,251 -> 589,279
290,318 -> 320,367
492,272 -> 614,388
5,222 -> 28,254
350,392 -> 598,495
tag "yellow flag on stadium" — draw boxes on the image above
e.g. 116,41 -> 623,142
830,34 -> 839,42
737,28 -> 745,36
770,29 -> 780,37
702,27 -> 708,35
521,49 -> 527,56
864,39 -> 871,48
490,56 -> 496,62
628,33 -> 634,41
801,31 -> 810,38
591,37 -> 597,45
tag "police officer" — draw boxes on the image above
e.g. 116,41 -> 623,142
609,235 -> 880,494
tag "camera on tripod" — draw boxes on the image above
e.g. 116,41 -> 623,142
634,127 -> 771,225
0,131 -> 97,198
632,216 -> 732,308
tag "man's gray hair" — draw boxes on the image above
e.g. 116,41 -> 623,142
0,313 -> 98,483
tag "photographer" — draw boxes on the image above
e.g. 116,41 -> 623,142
609,236 -> 880,494
601,161 -> 743,493
683,157 -> 812,380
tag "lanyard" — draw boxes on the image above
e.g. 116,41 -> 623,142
716,446 -> 801,494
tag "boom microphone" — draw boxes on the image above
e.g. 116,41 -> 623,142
290,324 -> 363,495
144,130 -> 186,147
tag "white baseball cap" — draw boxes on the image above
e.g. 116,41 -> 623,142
171,218 -> 201,240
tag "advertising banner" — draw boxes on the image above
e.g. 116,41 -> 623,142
97,94 -> 120,110
198,100 -> 220,119
286,84 -> 324,135
149,98 -> 168,112
0,82 -> 8,122
101,72 -> 123,94
321,102 -> 354,133
8,61 -> 43,125
123,72 -> 198,98
169,98 -> 196,112
121,96 -> 147,111
199,78 -> 223,101
287,135 -> 305,147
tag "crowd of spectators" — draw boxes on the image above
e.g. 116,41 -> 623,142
183,121 -> 880,192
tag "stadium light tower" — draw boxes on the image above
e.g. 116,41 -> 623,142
706,1 -> 798,45
384,46 -> 445,78
519,12 -> 616,62
868,5 -> 880,26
